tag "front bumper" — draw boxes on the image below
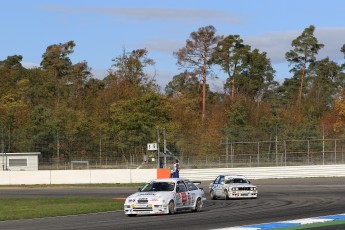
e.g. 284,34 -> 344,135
228,191 -> 257,198
124,203 -> 169,215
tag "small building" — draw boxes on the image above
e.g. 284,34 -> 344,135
0,152 -> 41,171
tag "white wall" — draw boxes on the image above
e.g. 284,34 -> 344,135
0,165 -> 344,185
0,169 -> 157,185
180,164 -> 345,180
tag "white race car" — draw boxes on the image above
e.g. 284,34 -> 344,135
209,174 -> 257,200
124,178 -> 206,216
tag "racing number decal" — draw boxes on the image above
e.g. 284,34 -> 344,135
181,192 -> 187,203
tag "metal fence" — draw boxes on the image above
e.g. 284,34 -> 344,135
36,138 -> 345,170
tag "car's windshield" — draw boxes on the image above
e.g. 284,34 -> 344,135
225,178 -> 248,184
140,182 -> 175,192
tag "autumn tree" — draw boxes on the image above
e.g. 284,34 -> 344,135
174,25 -> 222,122
165,71 -> 201,98
41,41 -> 75,103
0,55 -> 28,152
237,48 -> 276,101
306,58 -> 341,117
111,48 -> 155,87
285,25 -> 324,102
210,35 -> 248,100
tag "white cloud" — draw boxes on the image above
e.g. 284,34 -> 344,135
41,5 -> 245,24
22,62 -> 40,68
91,68 -> 109,80
141,38 -> 183,54
245,27 -> 345,64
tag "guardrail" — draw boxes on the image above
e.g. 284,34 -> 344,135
0,164 -> 344,185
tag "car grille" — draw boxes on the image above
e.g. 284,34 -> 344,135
137,199 -> 148,203
238,187 -> 251,191
133,207 -> 153,211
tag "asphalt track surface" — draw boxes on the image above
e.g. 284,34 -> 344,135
0,177 -> 344,230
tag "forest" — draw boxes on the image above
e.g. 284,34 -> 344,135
1,25 -> 345,167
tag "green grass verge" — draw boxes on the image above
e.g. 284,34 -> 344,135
0,183 -> 144,188
0,197 -> 124,221
274,220 -> 345,229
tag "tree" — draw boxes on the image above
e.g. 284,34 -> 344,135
41,41 -> 75,103
285,25 -> 324,102
165,71 -> 201,98
210,35 -> 248,100
109,91 -> 170,152
174,25 -> 222,121
111,48 -> 155,87
237,48 -> 276,101
306,58 -> 341,117
0,55 -> 23,69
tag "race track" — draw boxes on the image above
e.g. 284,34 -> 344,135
0,177 -> 344,230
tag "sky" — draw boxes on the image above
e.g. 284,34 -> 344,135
1,0 -> 345,91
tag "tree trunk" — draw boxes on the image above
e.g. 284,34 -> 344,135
298,62 -> 306,102
231,77 -> 235,100
202,59 -> 207,122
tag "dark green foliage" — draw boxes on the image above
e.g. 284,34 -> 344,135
1,25 -> 345,164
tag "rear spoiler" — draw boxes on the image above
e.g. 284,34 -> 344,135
192,180 -> 202,185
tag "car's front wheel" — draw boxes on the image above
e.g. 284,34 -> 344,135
168,200 -> 175,214
210,190 -> 217,200
224,190 -> 229,200
192,198 -> 202,212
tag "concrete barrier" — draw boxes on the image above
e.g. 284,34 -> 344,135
180,164 -> 345,180
0,164 -> 344,185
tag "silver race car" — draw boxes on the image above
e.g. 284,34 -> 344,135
209,174 -> 258,200
124,178 -> 206,216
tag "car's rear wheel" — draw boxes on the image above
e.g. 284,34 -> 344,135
210,190 -> 217,200
192,198 -> 202,212
168,200 -> 175,214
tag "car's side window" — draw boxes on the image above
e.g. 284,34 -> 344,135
219,176 -> 225,184
177,181 -> 188,192
214,176 -> 221,184
186,181 -> 198,191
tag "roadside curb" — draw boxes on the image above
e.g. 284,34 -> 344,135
212,213 -> 345,229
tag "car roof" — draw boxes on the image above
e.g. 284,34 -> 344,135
222,174 -> 246,178
147,178 -> 188,183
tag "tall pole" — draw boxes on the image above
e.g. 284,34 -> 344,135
157,128 -> 160,168
230,143 -> 233,168
275,133 -> 278,166
99,128 -> 102,167
322,126 -> 325,165
335,139 -> 337,164
225,136 -> 229,168
257,142 -> 260,166
57,129 -> 60,169
163,128 -> 167,168
307,139 -> 310,165
1,129 -> 4,171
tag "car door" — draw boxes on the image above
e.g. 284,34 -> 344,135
215,176 -> 225,197
176,181 -> 189,208
186,180 -> 199,207
211,176 -> 220,193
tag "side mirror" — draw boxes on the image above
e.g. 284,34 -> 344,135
138,188 -> 142,192
221,182 -> 224,185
